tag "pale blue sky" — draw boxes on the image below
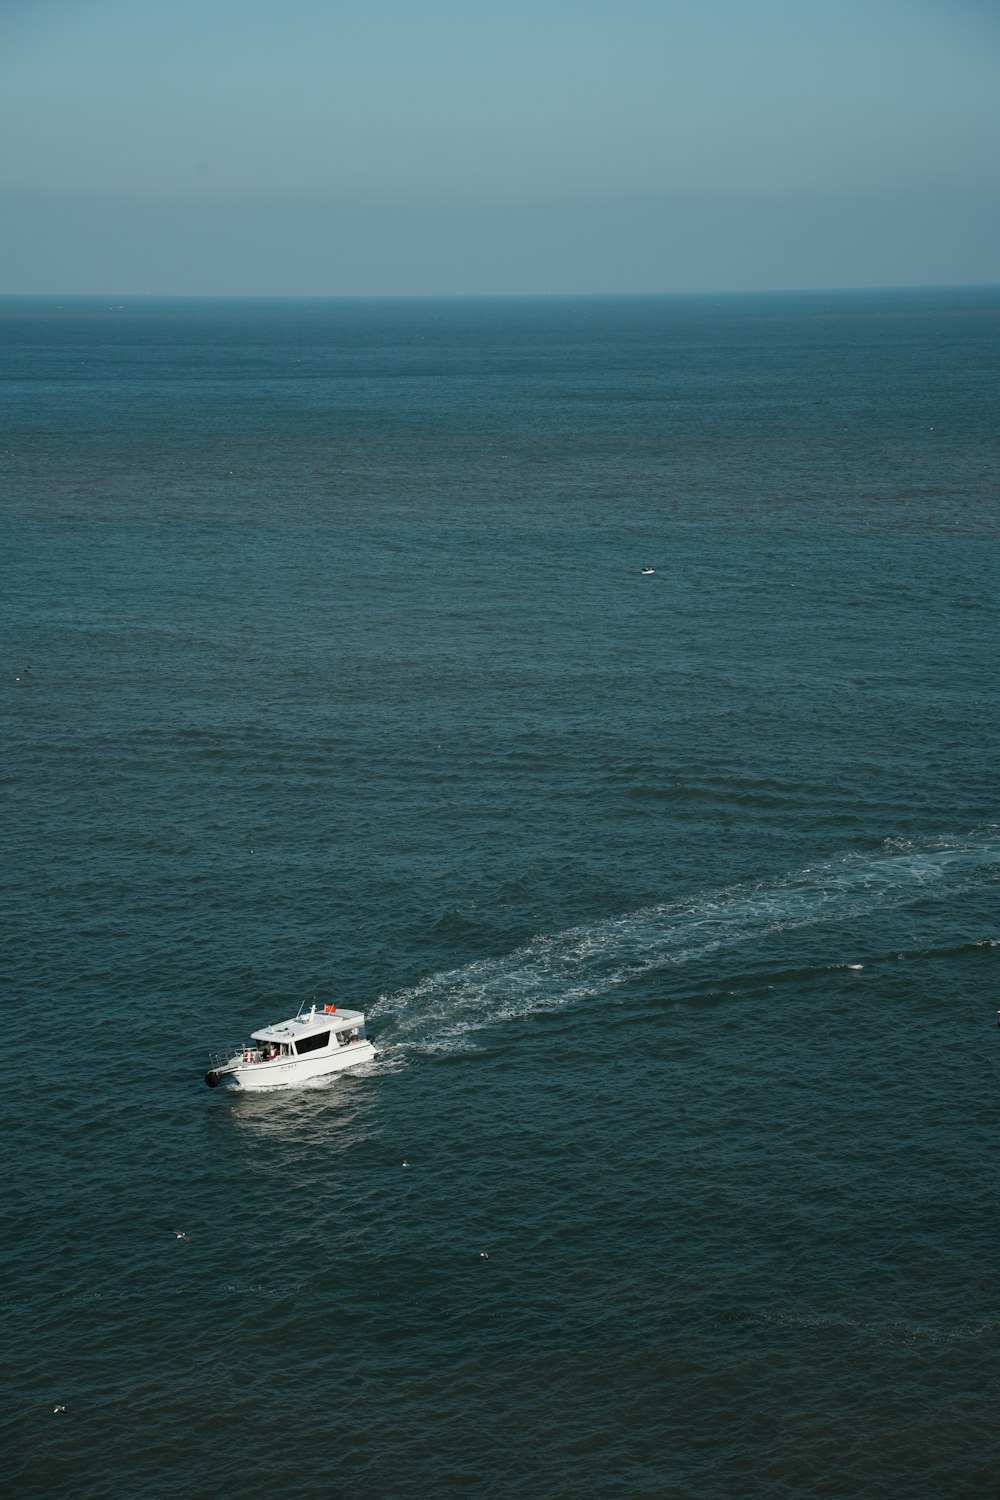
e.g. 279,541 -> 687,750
2,0 -> 998,293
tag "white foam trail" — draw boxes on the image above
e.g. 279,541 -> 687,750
372,831 -> 999,1055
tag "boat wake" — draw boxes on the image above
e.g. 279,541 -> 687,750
370,830 -> 1000,1058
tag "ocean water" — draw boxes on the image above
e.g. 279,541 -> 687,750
3,288 -> 999,1499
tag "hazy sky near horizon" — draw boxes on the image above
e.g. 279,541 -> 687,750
2,0 -> 998,294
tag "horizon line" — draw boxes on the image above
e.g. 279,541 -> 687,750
2,281 -> 999,303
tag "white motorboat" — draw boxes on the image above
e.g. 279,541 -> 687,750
205,1002 -> 375,1090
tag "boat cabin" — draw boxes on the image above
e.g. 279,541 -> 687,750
249,1004 -> 367,1060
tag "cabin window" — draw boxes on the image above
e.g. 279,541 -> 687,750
295,1030 -> 330,1055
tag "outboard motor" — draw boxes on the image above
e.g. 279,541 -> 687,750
204,1070 -> 221,1088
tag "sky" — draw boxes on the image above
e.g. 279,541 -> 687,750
1,0 -> 998,295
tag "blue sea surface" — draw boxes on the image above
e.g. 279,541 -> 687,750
3,288 -> 1000,1498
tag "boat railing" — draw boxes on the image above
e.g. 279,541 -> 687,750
208,1046 -> 259,1070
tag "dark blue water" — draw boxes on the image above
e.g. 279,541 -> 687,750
3,289 -> 999,1498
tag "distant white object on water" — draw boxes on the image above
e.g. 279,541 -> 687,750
640,567 -> 656,575
53,1405 -> 67,1414
847,963 -> 864,971
204,1001 -> 375,1090
171,1229 -> 192,1241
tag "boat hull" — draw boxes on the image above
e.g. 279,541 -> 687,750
215,1040 -> 376,1090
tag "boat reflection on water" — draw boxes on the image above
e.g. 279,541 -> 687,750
220,1071 -> 380,1149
